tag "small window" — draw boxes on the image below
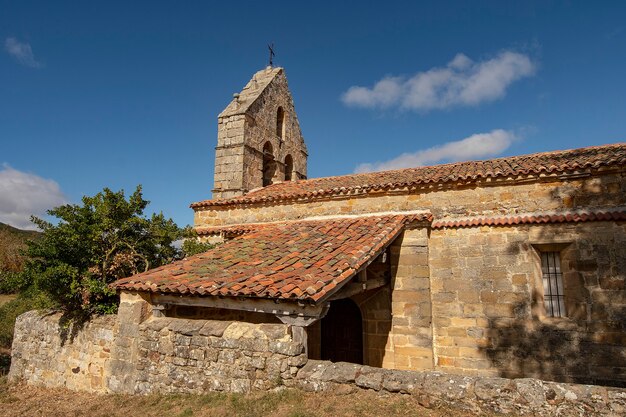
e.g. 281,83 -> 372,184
540,251 -> 566,317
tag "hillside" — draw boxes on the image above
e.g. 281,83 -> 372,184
0,223 -> 39,239
0,222 -> 39,274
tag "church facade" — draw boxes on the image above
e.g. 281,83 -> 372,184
114,67 -> 626,386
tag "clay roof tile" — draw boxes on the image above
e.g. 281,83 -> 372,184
192,143 -> 626,209
113,213 -> 424,303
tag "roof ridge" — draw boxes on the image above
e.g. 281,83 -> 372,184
260,142 -> 626,186
192,142 -> 626,209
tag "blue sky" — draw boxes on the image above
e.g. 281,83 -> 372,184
1,1 -> 625,229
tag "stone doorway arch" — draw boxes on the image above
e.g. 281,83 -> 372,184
320,298 -> 363,364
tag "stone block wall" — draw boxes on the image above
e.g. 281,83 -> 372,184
9,306 -> 306,394
10,310 -> 626,415
196,172 -> 626,228
429,221 -> 626,386
385,228 -> 433,370
212,68 -> 307,199
129,317 -> 306,394
293,360 -> 626,416
9,311 -> 115,392
213,113 -> 246,199
242,70 -> 307,185
353,287 -> 392,368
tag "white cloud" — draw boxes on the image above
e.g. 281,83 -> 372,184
342,51 -> 535,111
4,37 -> 42,68
355,129 -> 517,173
0,165 -> 67,230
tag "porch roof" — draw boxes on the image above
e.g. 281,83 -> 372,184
112,213 -> 430,303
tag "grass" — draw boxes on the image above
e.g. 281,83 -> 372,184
0,384 -> 483,417
0,295 -> 16,307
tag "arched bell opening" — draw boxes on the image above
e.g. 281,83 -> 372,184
262,141 -> 276,187
284,154 -> 294,181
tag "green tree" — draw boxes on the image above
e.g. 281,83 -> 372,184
181,237 -> 215,257
19,186 -> 189,315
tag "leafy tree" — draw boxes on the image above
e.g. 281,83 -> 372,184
19,186 -> 195,315
181,238 -> 215,257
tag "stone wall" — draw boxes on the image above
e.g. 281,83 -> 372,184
9,308 -> 305,394
196,171 -> 626,227
384,227 -> 434,370
429,221 -> 626,386
9,311 -> 115,392
9,311 -> 626,415
293,360 -> 626,416
213,68 -> 307,199
242,70 -> 307,186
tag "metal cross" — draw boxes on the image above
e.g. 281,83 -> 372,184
268,43 -> 275,67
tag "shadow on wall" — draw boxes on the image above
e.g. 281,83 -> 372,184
480,173 -> 626,388
481,298 -> 626,388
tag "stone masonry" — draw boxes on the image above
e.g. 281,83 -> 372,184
10,293 -> 306,395
196,173 -> 626,228
192,168 -> 626,386
9,309 -> 626,415
212,67 -> 307,199
429,221 -> 626,385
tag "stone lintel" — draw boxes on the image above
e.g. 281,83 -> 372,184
151,293 -> 326,318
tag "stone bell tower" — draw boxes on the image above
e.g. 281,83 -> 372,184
212,67 -> 308,200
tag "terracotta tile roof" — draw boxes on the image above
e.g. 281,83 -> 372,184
191,143 -> 626,209
113,214 -> 428,302
431,209 -> 626,229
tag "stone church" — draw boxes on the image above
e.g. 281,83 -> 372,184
108,67 -> 626,383
108,66 -> 626,387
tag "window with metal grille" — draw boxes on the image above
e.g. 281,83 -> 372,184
540,251 -> 566,317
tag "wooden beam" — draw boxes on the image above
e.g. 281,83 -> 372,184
152,294 -> 327,319
328,277 -> 388,300
357,269 -> 367,283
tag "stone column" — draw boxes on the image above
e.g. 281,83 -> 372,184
277,312 -> 327,357
106,291 -> 152,393
387,227 -> 433,370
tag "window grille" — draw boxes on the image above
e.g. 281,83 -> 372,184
540,251 -> 566,317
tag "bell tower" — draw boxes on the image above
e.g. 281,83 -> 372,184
212,67 -> 308,199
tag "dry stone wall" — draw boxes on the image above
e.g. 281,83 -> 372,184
9,310 -> 305,395
9,311 -> 115,392
294,360 -> 626,416
9,311 -> 626,415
